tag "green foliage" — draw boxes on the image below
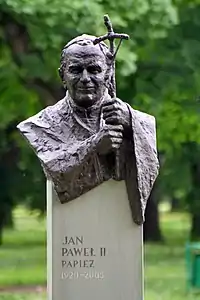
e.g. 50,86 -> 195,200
1,0 -> 200,237
131,3 -> 200,214
0,0 -> 178,221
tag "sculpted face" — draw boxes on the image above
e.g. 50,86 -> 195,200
61,44 -> 109,108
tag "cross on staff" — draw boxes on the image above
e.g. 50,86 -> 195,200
93,15 -> 129,180
93,14 -> 129,98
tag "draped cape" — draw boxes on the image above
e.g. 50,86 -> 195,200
17,94 -> 159,225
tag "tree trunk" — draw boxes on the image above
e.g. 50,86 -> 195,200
0,210 -> 5,246
0,226 -> 3,245
188,143 -> 200,239
143,183 -> 163,242
191,214 -> 200,240
4,208 -> 14,228
171,196 -> 180,212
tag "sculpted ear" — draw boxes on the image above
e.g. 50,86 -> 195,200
58,67 -> 67,90
58,67 -> 63,81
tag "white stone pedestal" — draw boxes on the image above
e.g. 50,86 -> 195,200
47,179 -> 143,300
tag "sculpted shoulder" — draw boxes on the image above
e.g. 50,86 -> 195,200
133,109 -> 156,126
126,103 -> 156,128
125,103 -> 157,136
17,97 -> 70,134
116,98 -> 156,134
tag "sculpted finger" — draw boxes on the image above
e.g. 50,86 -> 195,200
110,124 -> 123,132
105,116 -> 121,125
109,130 -> 123,138
103,110 -> 119,119
102,104 -> 115,113
111,137 -> 123,145
112,143 -> 121,150
105,124 -> 123,129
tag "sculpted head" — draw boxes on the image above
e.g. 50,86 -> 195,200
59,35 -> 112,108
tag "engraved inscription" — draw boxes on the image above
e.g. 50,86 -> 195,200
61,235 -> 106,279
63,236 -> 83,245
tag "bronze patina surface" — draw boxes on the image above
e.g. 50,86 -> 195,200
17,18 -> 159,225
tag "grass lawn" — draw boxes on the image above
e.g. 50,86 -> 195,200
0,293 -> 46,300
0,206 -> 200,299
0,207 -> 46,287
145,212 -> 200,300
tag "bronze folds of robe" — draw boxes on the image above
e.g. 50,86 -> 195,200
17,92 -> 159,225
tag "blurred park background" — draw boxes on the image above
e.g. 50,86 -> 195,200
1,0 -> 200,299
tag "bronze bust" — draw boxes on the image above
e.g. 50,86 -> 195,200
17,33 -> 159,225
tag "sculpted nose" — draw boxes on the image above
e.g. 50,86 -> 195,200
80,69 -> 90,83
